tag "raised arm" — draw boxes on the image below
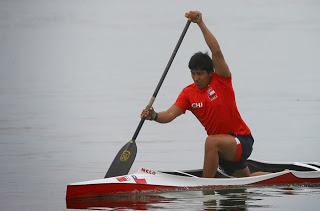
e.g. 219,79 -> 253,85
185,11 -> 231,77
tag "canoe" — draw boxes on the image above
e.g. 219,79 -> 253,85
66,159 -> 320,199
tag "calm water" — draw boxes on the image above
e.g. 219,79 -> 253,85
1,0 -> 320,210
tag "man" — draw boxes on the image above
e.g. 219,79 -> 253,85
141,11 -> 259,178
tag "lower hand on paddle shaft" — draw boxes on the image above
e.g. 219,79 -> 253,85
141,107 -> 158,121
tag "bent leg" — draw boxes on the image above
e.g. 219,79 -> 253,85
233,167 -> 251,177
250,171 -> 270,176
203,134 -> 238,178
233,167 -> 270,177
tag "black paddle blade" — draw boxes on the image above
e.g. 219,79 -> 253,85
105,140 -> 137,178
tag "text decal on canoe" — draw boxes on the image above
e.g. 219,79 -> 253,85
141,168 -> 156,175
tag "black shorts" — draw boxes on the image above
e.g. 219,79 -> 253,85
219,134 -> 254,175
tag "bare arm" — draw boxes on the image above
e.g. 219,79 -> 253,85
141,105 -> 184,123
185,11 -> 231,77
156,105 -> 184,123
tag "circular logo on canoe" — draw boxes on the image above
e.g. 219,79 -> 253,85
120,150 -> 131,161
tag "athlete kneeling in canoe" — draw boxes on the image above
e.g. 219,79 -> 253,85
141,11 -> 263,178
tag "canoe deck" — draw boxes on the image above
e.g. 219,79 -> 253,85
161,159 -> 320,178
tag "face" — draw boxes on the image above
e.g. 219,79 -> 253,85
191,69 -> 212,89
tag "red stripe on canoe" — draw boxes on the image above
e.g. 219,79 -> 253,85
253,172 -> 320,185
66,183 -> 178,199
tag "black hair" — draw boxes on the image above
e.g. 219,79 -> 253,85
188,52 -> 214,73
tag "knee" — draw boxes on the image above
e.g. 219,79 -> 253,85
204,136 -> 219,152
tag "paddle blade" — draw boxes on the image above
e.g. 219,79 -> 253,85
105,140 -> 137,178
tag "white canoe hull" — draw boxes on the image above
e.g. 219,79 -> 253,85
66,159 -> 320,199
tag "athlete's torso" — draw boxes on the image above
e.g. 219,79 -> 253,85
175,73 -> 251,135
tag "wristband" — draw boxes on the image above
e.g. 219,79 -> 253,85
151,111 -> 158,121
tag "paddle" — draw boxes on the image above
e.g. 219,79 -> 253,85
105,20 -> 191,178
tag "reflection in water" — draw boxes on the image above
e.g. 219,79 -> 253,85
66,186 -> 320,210
202,188 -> 271,211
203,189 -> 248,211
66,194 -> 174,210
66,187 -> 274,210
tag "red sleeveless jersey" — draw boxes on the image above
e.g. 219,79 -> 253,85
175,73 -> 251,136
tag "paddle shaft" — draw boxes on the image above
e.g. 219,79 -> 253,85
105,21 -> 191,178
131,20 -> 191,142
